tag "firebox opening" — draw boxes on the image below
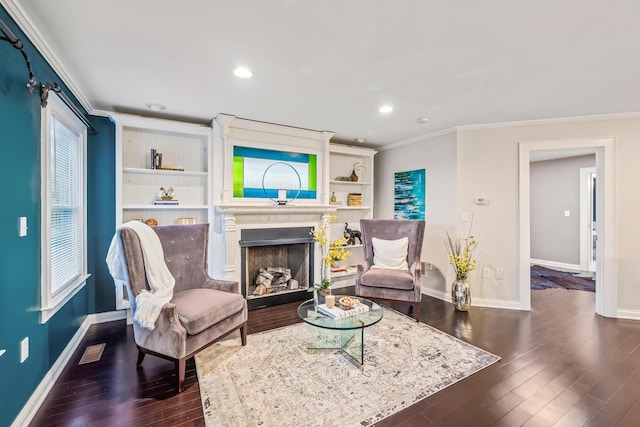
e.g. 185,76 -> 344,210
240,227 -> 315,309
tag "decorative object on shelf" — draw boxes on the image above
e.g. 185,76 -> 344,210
310,215 -> 351,293
350,159 -> 365,182
261,162 -> 302,205
330,192 -> 337,203
158,186 -> 175,201
394,169 -> 426,220
347,193 -> 362,206
145,218 -> 158,226
343,223 -> 362,245
444,221 -> 478,311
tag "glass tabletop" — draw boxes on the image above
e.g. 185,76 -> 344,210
297,296 -> 384,330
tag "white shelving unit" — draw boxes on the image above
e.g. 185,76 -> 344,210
111,113 -> 213,308
327,144 -> 376,288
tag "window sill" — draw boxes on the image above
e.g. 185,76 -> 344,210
40,274 -> 91,324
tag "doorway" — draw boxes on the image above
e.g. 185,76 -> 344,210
518,138 -> 616,317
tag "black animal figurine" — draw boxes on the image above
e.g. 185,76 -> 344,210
344,223 -> 362,245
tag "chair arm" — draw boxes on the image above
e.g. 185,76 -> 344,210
409,260 -> 420,278
357,259 -> 371,274
202,278 -> 240,294
134,302 -> 188,359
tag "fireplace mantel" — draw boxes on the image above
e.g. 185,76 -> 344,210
215,204 -> 338,216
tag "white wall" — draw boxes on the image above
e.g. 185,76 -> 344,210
457,117 -> 640,313
530,155 -> 595,266
374,132 -> 457,296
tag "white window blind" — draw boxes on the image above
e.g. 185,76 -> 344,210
49,117 -> 82,295
41,92 -> 88,323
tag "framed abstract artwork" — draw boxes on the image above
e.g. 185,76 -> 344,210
232,146 -> 317,200
394,169 -> 425,220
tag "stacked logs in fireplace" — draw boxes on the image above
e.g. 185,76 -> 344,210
253,266 -> 299,296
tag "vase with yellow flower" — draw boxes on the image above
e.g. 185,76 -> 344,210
444,224 -> 478,311
310,215 -> 350,303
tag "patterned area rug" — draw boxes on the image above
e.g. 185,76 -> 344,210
195,309 -> 500,426
531,265 -> 595,292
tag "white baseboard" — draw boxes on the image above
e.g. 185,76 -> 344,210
617,309 -> 640,321
530,258 -> 581,272
421,287 -> 524,310
11,310 -> 126,427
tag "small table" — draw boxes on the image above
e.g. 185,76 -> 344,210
297,296 -> 383,365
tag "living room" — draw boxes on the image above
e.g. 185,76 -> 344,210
3,1 -> 640,426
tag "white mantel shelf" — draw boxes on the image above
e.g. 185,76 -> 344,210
215,205 -> 339,215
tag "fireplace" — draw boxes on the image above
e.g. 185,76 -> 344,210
240,227 -> 315,309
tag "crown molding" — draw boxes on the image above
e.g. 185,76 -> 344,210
456,112 -> 640,132
1,0 -> 95,114
378,127 -> 457,152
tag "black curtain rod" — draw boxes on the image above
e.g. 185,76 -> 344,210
1,18 -> 97,134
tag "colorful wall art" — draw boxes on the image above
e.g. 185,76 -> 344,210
394,169 -> 426,220
233,146 -> 317,200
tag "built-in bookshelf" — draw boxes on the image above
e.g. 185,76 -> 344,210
328,144 -> 376,288
111,113 -> 213,308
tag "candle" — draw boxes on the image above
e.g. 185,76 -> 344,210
325,294 -> 335,308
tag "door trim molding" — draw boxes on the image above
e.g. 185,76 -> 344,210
518,138 -> 616,316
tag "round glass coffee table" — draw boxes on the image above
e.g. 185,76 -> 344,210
297,296 -> 383,365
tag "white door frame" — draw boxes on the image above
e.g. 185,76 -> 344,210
580,167 -> 596,272
518,138 -> 616,317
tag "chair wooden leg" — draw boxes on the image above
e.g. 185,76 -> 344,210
136,349 -> 146,368
177,358 -> 186,392
240,322 -> 247,346
413,303 -> 420,322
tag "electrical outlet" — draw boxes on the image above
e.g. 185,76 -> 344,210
483,267 -> 491,278
496,268 -> 504,279
20,337 -> 29,363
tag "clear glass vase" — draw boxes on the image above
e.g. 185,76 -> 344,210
451,278 -> 471,311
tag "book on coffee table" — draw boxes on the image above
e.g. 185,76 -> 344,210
317,303 -> 369,319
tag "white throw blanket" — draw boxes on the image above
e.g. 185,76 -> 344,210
106,221 -> 175,330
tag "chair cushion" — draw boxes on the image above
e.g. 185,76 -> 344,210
171,288 -> 245,335
359,268 -> 415,290
371,236 -> 409,270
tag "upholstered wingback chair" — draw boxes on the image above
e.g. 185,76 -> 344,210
355,219 -> 425,321
119,223 -> 247,392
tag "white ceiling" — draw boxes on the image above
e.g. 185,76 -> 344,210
7,0 -> 640,148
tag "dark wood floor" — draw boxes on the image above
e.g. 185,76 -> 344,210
30,288 -> 640,426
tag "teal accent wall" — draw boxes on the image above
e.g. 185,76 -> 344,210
0,7 -> 116,425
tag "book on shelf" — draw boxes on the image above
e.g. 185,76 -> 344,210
157,165 -> 185,171
177,217 -> 197,225
153,199 -> 179,205
347,193 -> 362,206
317,302 -> 369,319
331,267 -> 348,273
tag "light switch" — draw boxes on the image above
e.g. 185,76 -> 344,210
19,217 -> 27,237
564,210 -> 571,217
462,212 -> 470,221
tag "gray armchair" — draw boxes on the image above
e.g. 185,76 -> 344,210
355,219 -> 425,322
119,223 -> 247,392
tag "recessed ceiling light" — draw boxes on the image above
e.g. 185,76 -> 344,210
379,105 -> 393,114
417,117 -> 431,124
355,138 -> 367,143
146,103 -> 166,111
234,67 -> 253,78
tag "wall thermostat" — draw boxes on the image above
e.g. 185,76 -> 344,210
474,196 -> 489,205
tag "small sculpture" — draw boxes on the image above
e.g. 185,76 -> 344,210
343,223 -> 362,245
159,186 -> 175,201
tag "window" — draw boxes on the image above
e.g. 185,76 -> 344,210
40,93 -> 89,323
